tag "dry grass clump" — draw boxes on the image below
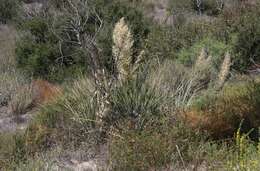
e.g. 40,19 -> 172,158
0,72 -> 26,107
9,83 -> 33,117
148,55 -> 212,109
0,25 -> 23,107
8,79 -> 61,118
147,61 -> 196,108
22,76 -> 98,155
0,25 -> 34,117
148,47 -> 232,111
62,77 -> 97,129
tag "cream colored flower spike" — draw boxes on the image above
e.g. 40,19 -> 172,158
217,52 -> 232,89
112,17 -> 134,82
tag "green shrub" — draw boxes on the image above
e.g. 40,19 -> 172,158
16,16 -> 86,82
108,116 -> 211,170
16,0 -> 150,81
177,36 -> 230,68
232,7 -> 260,71
109,125 -> 175,171
0,0 -> 21,24
144,20 -> 215,62
143,26 -> 176,61
174,20 -> 214,47
48,0 -> 67,9
210,2 -> 260,71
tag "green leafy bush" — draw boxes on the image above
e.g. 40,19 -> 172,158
16,0 -> 150,81
209,2 -> 260,71
144,20 -> 215,62
143,26 -> 176,61
16,16 -> 86,82
232,7 -> 260,71
0,0 -> 21,24
177,36 -> 230,68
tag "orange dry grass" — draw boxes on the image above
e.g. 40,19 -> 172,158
9,80 -> 62,114
31,80 -> 62,105
183,110 -> 236,139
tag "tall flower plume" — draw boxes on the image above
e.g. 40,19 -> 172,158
112,17 -> 134,82
195,48 -> 208,68
217,52 -> 232,89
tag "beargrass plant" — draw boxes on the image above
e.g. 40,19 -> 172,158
108,75 -> 164,130
148,51 -> 213,110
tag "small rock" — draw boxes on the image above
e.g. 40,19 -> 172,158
76,161 -> 98,171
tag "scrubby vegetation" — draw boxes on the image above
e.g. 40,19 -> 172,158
1,0 -> 260,170
0,0 -> 21,24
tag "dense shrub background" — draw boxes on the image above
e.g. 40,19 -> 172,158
2,0 -> 260,170
0,0 -> 21,24
15,0 -> 150,81
232,7 -> 260,71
